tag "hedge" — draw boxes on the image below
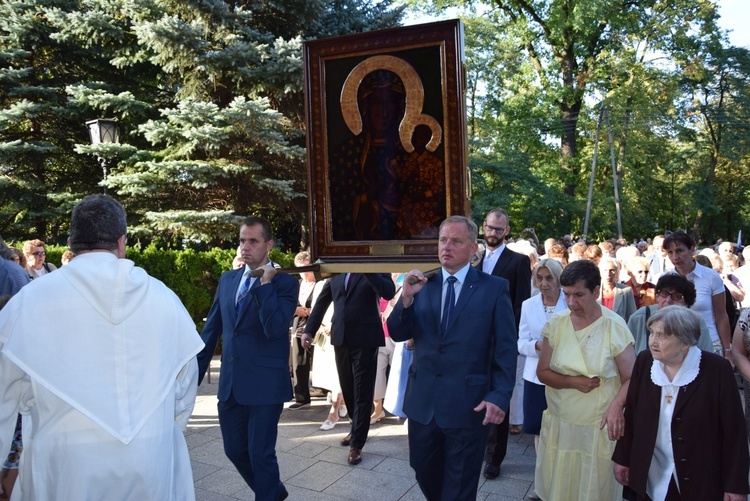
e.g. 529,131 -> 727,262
21,243 -> 296,330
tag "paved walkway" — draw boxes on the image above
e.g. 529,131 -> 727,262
187,357 -> 538,500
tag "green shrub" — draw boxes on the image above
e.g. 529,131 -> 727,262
27,243 -> 296,328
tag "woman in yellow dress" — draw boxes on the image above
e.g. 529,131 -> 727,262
535,259 -> 636,500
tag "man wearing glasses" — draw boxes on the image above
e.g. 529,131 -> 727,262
22,239 -> 56,279
479,209 -> 531,480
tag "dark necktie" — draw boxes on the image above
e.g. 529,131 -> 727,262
441,276 -> 457,334
236,273 -> 252,313
346,273 -> 355,291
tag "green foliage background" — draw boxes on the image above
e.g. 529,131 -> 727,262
26,244 -> 294,327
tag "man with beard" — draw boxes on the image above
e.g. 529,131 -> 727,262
479,209 -> 531,480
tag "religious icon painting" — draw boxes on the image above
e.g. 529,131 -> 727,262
304,20 -> 469,263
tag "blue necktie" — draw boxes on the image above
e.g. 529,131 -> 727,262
236,273 -> 252,313
441,276 -> 457,334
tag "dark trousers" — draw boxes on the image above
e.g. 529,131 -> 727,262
408,417 -> 488,501
484,418 -> 509,466
291,336 -> 313,403
334,344 -> 378,449
217,392 -> 286,501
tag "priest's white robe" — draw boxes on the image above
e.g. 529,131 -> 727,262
0,252 -> 204,500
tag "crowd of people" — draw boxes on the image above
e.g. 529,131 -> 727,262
2,204 -> 750,500
275,220 -> 750,501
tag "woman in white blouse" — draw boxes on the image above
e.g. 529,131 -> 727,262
517,259 -> 567,455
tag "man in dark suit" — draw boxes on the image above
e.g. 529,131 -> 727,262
480,209 -> 531,479
387,216 -> 517,500
197,216 -> 298,501
301,272 -> 395,465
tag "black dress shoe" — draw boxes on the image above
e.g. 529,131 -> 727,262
340,433 -> 352,446
483,463 -> 500,479
348,448 -> 362,465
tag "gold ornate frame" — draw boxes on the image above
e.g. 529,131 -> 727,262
303,20 -> 468,263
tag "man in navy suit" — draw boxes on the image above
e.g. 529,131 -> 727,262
387,215 -> 517,500
480,209 -> 531,479
301,272 -> 395,465
197,216 -> 298,501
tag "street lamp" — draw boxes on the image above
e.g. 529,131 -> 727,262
86,118 -> 121,194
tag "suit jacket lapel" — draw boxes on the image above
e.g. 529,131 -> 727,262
426,273 -> 442,335
444,267 -> 481,335
231,268 -> 246,325
345,273 -> 360,297
491,249 -> 511,276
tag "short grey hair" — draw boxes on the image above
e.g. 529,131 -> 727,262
646,305 -> 701,346
439,216 -> 478,242
598,256 -> 621,272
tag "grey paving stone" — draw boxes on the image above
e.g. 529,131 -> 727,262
188,437 -> 235,469
277,450 -> 318,480
323,467 -> 416,501
372,457 -> 415,479
286,439 -> 330,458
191,460 -> 220,482
194,486 -> 238,501
184,430 -> 215,449
479,474 -> 534,498
399,483 -> 428,501
193,467 -> 248,497
285,459 -> 352,491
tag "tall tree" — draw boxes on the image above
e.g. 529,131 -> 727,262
0,0 -> 404,247
409,0 -> 736,239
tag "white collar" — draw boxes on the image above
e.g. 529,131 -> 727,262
442,262 -> 471,284
485,243 -> 506,257
650,345 -> 701,388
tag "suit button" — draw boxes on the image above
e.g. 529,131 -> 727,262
233,331 -> 238,337
436,374 -> 442,378
677,437 -> 684,442
680,458 -> 687,463
675,418 -> 682,423
683,478 -> 689,482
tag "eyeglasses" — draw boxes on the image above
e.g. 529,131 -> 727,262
31,251 -> 46,256
656,290 -> 684,301
483,223 -> 506,234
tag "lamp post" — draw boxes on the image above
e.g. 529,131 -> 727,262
86,118 -> 121,194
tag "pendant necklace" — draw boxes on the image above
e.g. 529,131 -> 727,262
664,384 -> 677,405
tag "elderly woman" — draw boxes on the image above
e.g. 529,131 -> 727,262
624,256 -> 656,310
627,274 -> 714,354
518,259 -> 567,499
663,231 -> 732,359
613,306 -> 749,500
599,256 -> 637,322
22,239 -> 56,279
535,260 -> 636,501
